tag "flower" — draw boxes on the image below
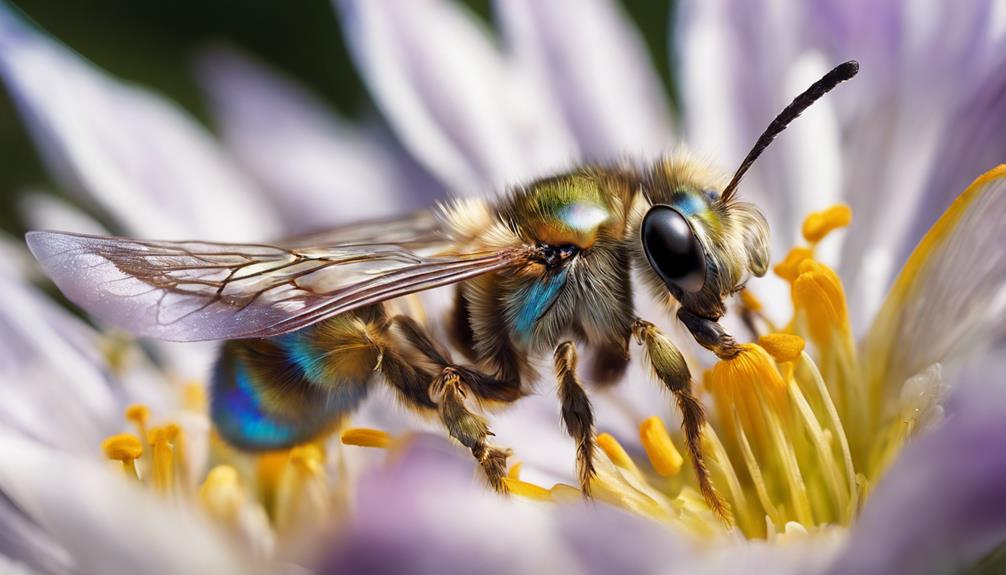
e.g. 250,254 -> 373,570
1,1 -> 1006,575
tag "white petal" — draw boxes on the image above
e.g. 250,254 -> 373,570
0,6 -> 277,241
0,432 -> 263,575
336,0 -> 560,193
495,0 -> 672,160
198,47 -> 437,233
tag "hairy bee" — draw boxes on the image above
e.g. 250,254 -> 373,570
26,61 -> 858,519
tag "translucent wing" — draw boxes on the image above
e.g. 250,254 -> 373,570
26,217 -> 531,342
865,165 -> 1006,398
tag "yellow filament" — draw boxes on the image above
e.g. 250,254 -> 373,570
147,426 -> 175,493
503,477 -> 553,501
801,204 -> 852,244
275,444 -> 329,531
739,289 -> 763,312
762,404 -> 813,527
702,427 -> 753,535
757,334 -> 805,364
199,465 -> 245,520
597,433 -> 641,476
773,247 -> 814,283
101,433 -> 142,479
341,427 -> 392,449
507,461 -> 523,480
639,417 -> 683,477
731,410 -> 783,527
787,376 -> 848,522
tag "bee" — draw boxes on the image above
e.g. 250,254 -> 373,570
26,61 -> 858,519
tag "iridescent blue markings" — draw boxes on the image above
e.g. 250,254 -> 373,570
212,361 -> 300,449
670,192 -> 707,217
279,332 -> 326,383
514,269 -> 568,339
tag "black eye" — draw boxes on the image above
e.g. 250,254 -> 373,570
641,205 -> 706,293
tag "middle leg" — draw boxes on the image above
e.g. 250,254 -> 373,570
554,341 -> 597,495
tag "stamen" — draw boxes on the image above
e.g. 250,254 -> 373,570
639,417 -> 684,477
597,433 -> 642,476
739,289 -> 763,312
125,404 -> 150,447
503,477 -> 553,501
793,260 -> 851,348
275,444 -> 329,532
757,334 -> 805,364
341,428 -> 392,449
709,344 -> 788,417
147,426 -> 176,494
507,461 -> 523,480
773,247 -> 814,283
802,204 -> 852,244
102,433 -> 142,479
199,465 -> 245,520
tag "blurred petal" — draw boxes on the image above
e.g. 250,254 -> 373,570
335,0 -> 570,193
19,191 -> 106,236
495,0 -> 673,160
0,273 -> 119,451
826,355 -> 1006,575
0,5 -> 277,241
197,47 -> 437,233
864,166 -> 1006,405
319,434 -> 679,575
0,432 -> 263,574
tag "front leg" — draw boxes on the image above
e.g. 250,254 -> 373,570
554,341 -> 597,495
676,308 -> 741,360
632,319 -> 731,523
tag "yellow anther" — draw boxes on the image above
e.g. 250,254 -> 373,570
507,461 -> 523,480
597,433 -> 640,475
125,404 -> 150,442
802,204 -> 852,244
102,433 -> 143,479
147,426 -> 176,493
793,259 -> 850,347
758,333 -> 806,364
739,289 -> 763,312
341,427 -> 392,449
773,247 -> 814,282
199,465 -> 245,520
182,382 -> 207,412
503,477 -> 553,501
710,344 -> 787,397
639,417 -> 684,477
289,444 -> 324,475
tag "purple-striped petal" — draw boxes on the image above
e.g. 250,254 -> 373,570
335,0 -> 573,194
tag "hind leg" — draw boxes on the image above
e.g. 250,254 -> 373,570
383,315 -> 523,492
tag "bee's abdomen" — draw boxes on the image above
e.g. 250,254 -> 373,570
210,309 -> 386,450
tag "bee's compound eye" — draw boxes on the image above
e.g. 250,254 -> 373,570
641,205 -> 706,293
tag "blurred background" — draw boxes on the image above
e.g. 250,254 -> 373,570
0,0 -> 674,236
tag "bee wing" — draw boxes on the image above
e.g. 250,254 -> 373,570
864,166 -> 1006,394
26,227 -> 530,342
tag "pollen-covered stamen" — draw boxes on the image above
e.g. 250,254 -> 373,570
199,465 -> 246,520
147,425 -> 177,494
275,445 -> 330,532
340,427 -> 393,449
102,433 -> 143,479
125,404 -> 150,448
639,417 -> 684,477
801,204 -> 852,244
773,247 -> 814,283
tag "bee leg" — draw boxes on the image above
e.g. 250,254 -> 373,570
389,315 -> 514,492
676,308 -> 742,360
632,318 -> 732,523
429,366 -> 512,493
554,341 -> 597,496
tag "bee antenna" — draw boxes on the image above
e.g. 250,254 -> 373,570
720,60 -> 859,203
